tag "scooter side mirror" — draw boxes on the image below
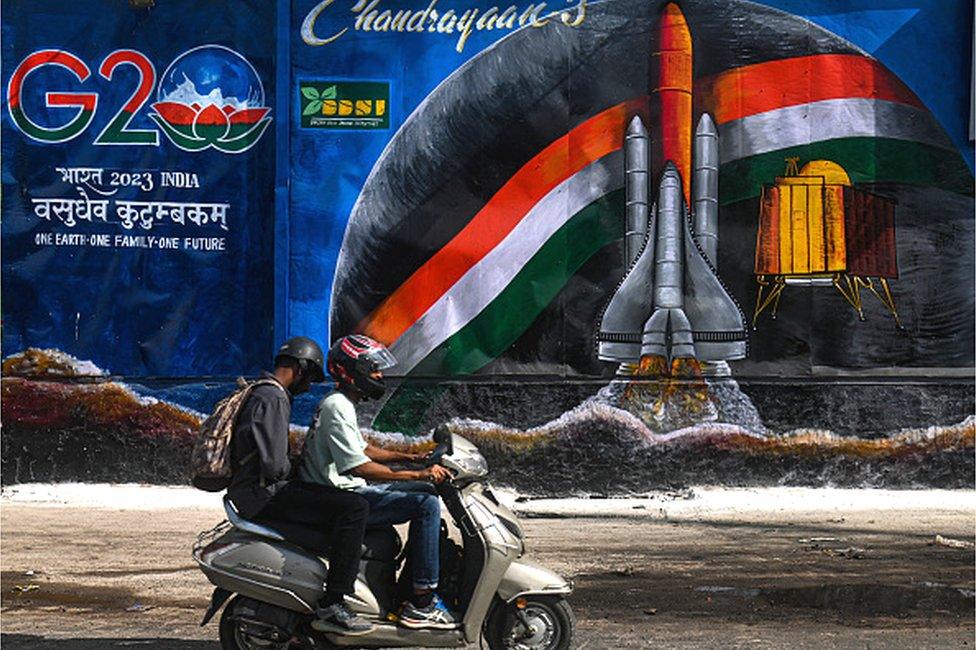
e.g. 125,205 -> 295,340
432,423 -> 452,445
432,424 -> 454,456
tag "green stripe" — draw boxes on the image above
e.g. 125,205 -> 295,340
373,382 -> 449,434
373,190 -> 624,433
720,137 -> 974,205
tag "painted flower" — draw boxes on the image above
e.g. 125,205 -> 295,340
150,101 -> 272,153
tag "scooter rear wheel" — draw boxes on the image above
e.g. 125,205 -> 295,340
218,596 -> 294,650
483,595 -> 575,650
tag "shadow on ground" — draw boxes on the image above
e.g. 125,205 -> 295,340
572,571 -> 975,624
1,637 -> 215,649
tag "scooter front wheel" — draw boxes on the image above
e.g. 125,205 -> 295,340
483,595 -> 575,650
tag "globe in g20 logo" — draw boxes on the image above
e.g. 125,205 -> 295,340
150,45 -> 271,153
6,44 -> 271,154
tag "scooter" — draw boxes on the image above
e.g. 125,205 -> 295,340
193,428 -> 575,649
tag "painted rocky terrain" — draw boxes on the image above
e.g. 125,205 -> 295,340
2,349 -> 972,492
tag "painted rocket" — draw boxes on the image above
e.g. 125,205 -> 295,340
597,2 -> 747,373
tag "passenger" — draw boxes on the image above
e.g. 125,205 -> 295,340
300,334 -> 457,630
226,336 -> 373,635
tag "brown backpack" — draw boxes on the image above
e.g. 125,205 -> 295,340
189,377 -> 284,491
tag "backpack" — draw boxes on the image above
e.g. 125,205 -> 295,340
189,377 -> 283,492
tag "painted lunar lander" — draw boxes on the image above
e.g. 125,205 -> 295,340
752,159 -> 902,328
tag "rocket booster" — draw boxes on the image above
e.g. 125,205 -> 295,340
652,1 -> 693,205
692,113 -> 719,266
625,116 -> 650,266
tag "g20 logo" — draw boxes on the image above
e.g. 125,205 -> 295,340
7,44 -> 272,153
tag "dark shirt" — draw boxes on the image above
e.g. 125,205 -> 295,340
226,373 -> 292,519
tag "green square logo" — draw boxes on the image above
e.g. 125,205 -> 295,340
299,81 -> 390,130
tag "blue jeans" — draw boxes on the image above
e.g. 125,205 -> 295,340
355,482 -> 440,590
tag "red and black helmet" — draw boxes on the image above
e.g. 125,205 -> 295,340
327,334 -> 397,399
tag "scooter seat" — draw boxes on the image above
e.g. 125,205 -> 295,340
223,496 -> 286,541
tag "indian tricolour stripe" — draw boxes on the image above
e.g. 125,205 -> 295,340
698,53 -> 969,201
359,99 -> 645,347
389,151 -> 623,375
410,190 -> 623,378
367,53 -> 968,380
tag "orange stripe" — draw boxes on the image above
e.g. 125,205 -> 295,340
359,99 -> 647,344
695,54 -> 924,125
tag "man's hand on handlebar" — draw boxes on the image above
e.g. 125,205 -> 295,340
418,464 -> 452,484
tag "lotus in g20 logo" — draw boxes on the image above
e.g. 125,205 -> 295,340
6,44 -> 271,153
150,45 -> 272,153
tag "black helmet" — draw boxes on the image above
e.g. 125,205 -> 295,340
275,336 -> 326,383
328,334 -> 397,400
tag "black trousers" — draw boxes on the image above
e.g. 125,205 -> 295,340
254,480 -> 368,597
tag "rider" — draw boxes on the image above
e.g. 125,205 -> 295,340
226,336 -> 374,635
299,334 -> 457,630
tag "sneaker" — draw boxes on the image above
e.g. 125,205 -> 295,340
311,602 -> 374,635
397,594 -> 458,630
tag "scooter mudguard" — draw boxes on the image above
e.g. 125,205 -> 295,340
496,560 -> 573,602
200,587 -> 233,626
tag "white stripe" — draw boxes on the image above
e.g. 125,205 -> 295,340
718,98 -> 954,164
388,150 -> 624,376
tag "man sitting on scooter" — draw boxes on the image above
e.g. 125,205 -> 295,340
226,336 -> 375,635
299,334 -> 458,630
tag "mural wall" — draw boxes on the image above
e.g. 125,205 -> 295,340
2,0 -> 973,492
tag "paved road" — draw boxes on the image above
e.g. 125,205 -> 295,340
1,491 -> 973,648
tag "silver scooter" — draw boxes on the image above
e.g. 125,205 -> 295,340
193,428 -> 574,649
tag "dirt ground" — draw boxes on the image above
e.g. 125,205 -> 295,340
1,493 -> 974,649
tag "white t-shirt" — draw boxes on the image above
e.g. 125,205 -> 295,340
299,391 -> 369,490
